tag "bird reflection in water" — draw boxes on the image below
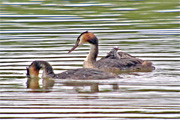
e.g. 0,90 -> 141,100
26,78 -> 119,93
26,78 -> 54,93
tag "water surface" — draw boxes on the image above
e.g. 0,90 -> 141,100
0,0 -> 180,119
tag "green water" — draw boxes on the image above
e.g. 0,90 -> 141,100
1,0 -> 179,30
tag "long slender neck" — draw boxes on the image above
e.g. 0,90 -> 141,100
40,61 -> 55,78
28,61 -> 55,78
83,43 -> 98,68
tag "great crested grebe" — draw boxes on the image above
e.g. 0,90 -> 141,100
26,61 -> 118,80
68,31 -> 155,73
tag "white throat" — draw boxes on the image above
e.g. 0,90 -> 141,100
83,44 -> 98,68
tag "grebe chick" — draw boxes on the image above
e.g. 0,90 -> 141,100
101,46 -> 140,60
103,47 -> 121,59
27,61 -> 118,80
68,31 -> 155,73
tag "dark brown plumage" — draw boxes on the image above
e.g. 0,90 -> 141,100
27,61 -> 118,80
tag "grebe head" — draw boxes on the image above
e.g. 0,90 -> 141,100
27,61 -> 55,78
27,61 -> 41,78
113,46 -> 119,51
68,31 -> 98,53
107,47 -> 119,56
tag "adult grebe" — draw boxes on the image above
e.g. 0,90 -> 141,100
26,61 -> 118,80
68,31 -> 155,73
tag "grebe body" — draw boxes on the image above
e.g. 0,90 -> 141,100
27,61 -> 118,80
68,31 -> 155,73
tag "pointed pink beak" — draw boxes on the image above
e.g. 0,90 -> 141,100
68,44 -> 79,53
